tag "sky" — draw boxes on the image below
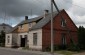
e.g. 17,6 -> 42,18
0,0 -> 85,27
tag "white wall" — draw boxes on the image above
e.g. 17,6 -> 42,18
12,33 -> 18,46
5,33 -> 12,47
28,29 -> 42,50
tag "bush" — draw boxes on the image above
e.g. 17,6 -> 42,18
0,43 -> 5,47
44,45 -> 65,51
67,44 -> 80,51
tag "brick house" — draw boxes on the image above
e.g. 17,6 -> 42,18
5,9 -> 78,51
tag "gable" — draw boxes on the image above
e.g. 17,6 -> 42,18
43,10 -> 78,31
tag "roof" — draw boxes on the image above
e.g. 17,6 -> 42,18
19,15 -> 43,25
8,15 -> 44,33
0,23 -> 13,33
30,11 -> 58,30
0,23 -> 12,28
30,9 -> 78,31
8,9 -> 65,33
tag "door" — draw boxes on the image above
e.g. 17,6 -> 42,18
20,35 -> 28,47
21,37 -> 25,47
62,33 -> 67,49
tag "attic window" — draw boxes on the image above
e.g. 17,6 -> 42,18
20,25 -> 23,29
29,23 -> 32,28
61,19 -> 66,27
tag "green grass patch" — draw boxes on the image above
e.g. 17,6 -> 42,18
22,46 -> 29,50
55,50 -> 78,55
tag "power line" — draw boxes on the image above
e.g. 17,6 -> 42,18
62,0 -> 85,10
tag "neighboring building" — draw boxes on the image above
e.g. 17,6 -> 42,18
5,9 -> 78,51
0,23 -> 12,33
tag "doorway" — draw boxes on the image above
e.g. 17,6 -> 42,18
21,38 -> 25,47
20,35 -> 27,47
61,33 -> 67,49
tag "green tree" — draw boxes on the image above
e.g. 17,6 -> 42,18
0,30 -> 5,47
78,26 -> 85,50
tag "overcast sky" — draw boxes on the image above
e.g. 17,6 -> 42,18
0,0 -> 85,27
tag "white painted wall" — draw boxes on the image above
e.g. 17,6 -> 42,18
5,32 -> 28,47
5,29 -> 42,50
12,33 -> 18,46
5,33 -> 12,47
28,29 -> 42,50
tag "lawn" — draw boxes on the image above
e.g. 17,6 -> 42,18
55,50 -> 78,55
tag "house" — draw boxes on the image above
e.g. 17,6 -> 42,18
5,9 -> 78,51
0,23 -> 12,33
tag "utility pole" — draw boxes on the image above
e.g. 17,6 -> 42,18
51,0 -> 54,54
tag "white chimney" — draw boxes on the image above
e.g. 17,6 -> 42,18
44,10 -> 49,18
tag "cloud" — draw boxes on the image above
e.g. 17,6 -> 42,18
4,0 -> 85,27
72,0 -> 85,16
0,0 -> 73,18
67,9 -> 85,27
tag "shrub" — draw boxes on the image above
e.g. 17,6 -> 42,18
67,44 -> 80,51
44,45 -> 65,51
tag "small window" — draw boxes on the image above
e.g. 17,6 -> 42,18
7,36 -> 10,44
29,23 -> 32,28
33,33 -> 37,45
20,25 -> 23,29
61,19 -> 66,27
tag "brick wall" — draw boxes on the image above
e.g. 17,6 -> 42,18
42,10 -> 78,50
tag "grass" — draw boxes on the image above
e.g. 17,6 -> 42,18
55,50 -> 78,55
22,46 -> 29,50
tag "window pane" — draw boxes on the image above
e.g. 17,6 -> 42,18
33,33 -> 37,45
61,19 -> 66,27
7,36 -> 10,43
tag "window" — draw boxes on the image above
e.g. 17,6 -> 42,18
29,23 -> 32,28
7,36 -> 10,44
33,33 -> 37,45
61,19 -> 66,27
20,25 -> 23,29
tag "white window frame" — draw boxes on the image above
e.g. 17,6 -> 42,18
20,25 -> 23,30
61,19 -> 66,27
33,33 -> 37,45
7,36 -> 10,44
29,23 -> 32,28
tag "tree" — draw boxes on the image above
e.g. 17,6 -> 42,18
78,26 -> 85,50
0,30 -> 5,47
